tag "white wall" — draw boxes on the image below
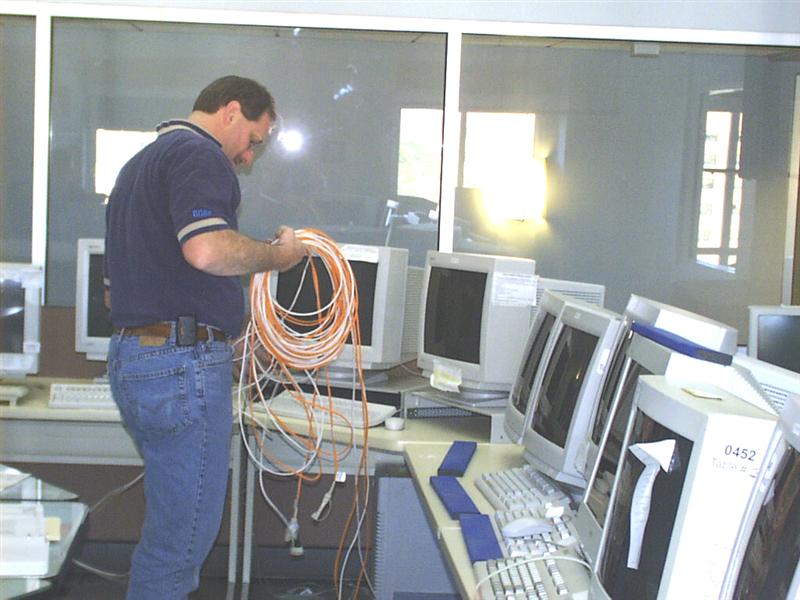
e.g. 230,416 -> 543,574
22,0 -> 800,36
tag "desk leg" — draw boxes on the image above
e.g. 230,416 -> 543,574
240,432 -> 256,600
490,413 -> 508,443
228,432 -> 241,590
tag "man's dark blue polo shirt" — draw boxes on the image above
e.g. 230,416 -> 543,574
105,120 -> 244,338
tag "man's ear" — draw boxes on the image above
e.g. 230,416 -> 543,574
223,100 -> 242,124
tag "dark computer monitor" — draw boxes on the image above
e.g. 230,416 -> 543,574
417,251 -> 537,402
748,305 -> 800,374
0,263 -> 43,377
521,300 -> 624,487
592,376 -> 776,600
75,239 -> 114,361
271,244 -> 418,375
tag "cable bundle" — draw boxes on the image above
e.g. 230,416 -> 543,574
249,228 -> 358,370
237,227 -> 373,599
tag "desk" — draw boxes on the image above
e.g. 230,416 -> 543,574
0,467 -> 78,502
239,411 -> 492,595
0,378 -> 242,595
403,442 -> 527,598
0,501 -> 88,600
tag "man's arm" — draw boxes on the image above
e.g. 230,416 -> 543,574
182,225 -> 305,276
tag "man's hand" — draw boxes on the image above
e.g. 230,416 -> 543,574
271,226 -> 306,272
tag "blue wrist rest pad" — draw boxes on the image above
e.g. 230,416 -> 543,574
437,440 -> 477,477
632,322 -> 732,365
459,513 -> 504,562
429,475 -> 480,519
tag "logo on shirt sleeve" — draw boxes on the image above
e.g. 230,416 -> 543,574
192,208 -> 214,218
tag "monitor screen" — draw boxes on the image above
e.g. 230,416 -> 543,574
0,263 -> 43,377
87,253 -> 113,340
423,266 -> 486,365
598,409 -> 693,600
531,325 -> 600,448
276,256 -> 378,346
1,279 -> 25,354
754,312 -> 800,374
591,327 -> 635,448
75,239 -> 113,361
270,244 -> 412,373
510,311 -> 557,417
587,361 -> 652,525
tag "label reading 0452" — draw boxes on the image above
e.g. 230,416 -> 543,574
724,445 -> 757,461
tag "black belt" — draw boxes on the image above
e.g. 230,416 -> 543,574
116,322 -> 227,343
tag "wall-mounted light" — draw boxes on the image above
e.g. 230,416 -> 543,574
481,156 -> 547,222
277,129 -> 304,153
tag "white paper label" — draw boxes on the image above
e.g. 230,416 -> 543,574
491,273 -> 537,307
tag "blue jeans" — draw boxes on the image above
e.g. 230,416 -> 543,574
108,330 -> 233,600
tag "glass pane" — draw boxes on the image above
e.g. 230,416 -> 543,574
697,172 -> 726,248
0,16 -> 35,263
397,108 -> 443,205
47,19 -> 446,305
704,111 -> 732,169
459,35 -> 798,334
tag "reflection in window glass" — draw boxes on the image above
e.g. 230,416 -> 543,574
696,107 -> 742,270
95,129 -> 157,197
0,16 -> 35,263
397,108 -> 443,205
459,35 -> 798,333
48,19 -> 446,304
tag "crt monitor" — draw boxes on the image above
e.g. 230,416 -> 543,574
75,238 -> 114,361
521,299 -> 624,488
592,375 -> 776,600
625,294 -> 738,355
0,263 -> 43,378
271,244 -> 417,375
575,326 -> 748,566
721,393 -> 800,600
503,291 -> 565,444
748,304 -> 800,374
417,250 -> 537,400
505,281 -> 606,443
533,276 -> 605,316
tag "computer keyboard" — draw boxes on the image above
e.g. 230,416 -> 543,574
265,391 -> 396,429
473,553 -> 590,600
475,465 -> 573,514
49,383 -> 117,410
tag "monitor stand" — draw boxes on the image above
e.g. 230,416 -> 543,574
438,387 -> 508,408
312,366 -> 390,387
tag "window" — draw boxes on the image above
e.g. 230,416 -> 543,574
95,129 -> 157,198
695,97 -> 743,270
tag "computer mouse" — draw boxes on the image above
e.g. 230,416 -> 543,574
384,417 -> 405,431
501,516 -> 552,539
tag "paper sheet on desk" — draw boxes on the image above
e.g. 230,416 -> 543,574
627,439 -> 676,569
430,362 -> 462,393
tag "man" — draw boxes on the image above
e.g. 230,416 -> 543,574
104,75 -> 305,599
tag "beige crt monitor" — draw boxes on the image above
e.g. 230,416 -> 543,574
592,376 -> 777,600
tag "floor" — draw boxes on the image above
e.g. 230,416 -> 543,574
52,569 -> 363,599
